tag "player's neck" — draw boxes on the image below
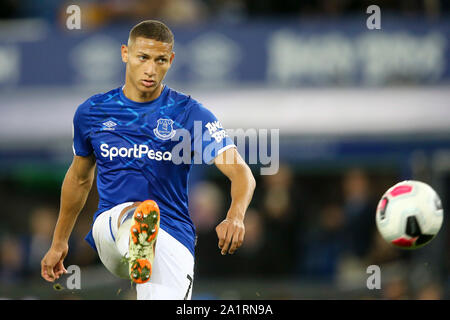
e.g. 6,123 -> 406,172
122,82 -> 164,103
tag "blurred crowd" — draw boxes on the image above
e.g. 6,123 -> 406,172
0,164 -> 448,299
0,180 -> 99,288
1,0 -> 449,27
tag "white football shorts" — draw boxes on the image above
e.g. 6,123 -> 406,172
92,202 -> 195,300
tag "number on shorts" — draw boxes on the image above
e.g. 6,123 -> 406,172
184,274 -> 193,300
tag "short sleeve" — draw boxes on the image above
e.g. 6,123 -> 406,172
72,102 -> 93,156
189,104 -> 235,164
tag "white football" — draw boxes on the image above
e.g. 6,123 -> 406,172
375,180 -> 444,249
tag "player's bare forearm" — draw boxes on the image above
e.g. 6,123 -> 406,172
214,147 -> 256,254
41,154 -> 95,282
226,163 -> 255,220
52,154 -> 96,248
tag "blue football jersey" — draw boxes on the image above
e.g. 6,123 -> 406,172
72,85 -> 235,257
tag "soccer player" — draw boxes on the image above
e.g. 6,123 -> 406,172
40,20 -> 256,300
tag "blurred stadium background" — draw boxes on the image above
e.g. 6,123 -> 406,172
0,0 -> 449,300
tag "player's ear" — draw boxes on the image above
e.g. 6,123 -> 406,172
169,51 -> 175,65
121,44 -> 128,63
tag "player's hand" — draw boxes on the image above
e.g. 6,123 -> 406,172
215,217 -> 245,255
41,243 -> 68,282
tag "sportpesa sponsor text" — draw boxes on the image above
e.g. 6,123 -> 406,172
100,143 -> 173,161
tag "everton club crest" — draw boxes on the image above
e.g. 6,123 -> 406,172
154,118 -> 176,140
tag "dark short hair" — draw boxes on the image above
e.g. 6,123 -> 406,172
128,20 -> 174,47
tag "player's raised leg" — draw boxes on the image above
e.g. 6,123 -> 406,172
135,227 -> 195,300
127,200 -> 160,284
115,201 -> 195,299
92,202 -> 135,279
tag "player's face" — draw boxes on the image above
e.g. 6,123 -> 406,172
122,37 -> 174,94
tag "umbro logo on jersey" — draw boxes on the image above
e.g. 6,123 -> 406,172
102,120 -> 117,131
